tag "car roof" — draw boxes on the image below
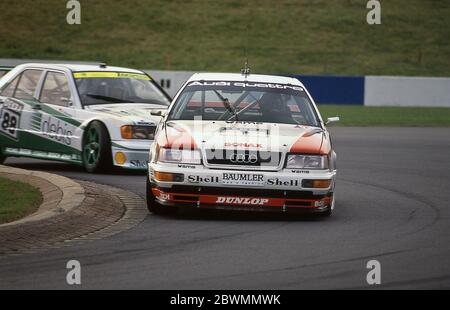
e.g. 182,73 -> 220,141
13,63 -> 144,74
187,72 -> 304,87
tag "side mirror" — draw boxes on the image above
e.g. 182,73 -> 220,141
326,116 -> 340,125
151,110 -> 166,117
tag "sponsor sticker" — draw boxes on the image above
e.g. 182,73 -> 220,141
267,178 -> 299,187
188,175 -> 220,183
222,173 -> 264,186
187,173 -> 300,188
130,160 -> 149,168
216,196 -> 269,205
178,164 -> 196,169
73,72 -> 150,80
187,81 -> 303,92
291,170 -> 310,174
224,142 -> 262,148
40,115 -> 76,146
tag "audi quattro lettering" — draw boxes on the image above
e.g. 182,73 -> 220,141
146,72 -> 339,216
0,63 -> 171,172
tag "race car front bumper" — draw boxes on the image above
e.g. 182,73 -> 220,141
111,140 -> 152,170
148,162 -> 336,213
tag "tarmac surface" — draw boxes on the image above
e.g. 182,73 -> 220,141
1,127 -> 449,289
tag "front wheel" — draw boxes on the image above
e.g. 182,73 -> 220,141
82,121 -> 112,173
319,206 -> 332,217
319,195 -> 334,217
146,176 -> 164,214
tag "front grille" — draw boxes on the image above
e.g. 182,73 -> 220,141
205,149 -> 282,167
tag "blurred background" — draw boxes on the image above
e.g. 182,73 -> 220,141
1,0 -> 449,125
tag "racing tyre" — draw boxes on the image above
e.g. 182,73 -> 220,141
146,176 -> 164,214
319,195 -> 334,218
82,121 -> 112,173
320,206 -> 332,217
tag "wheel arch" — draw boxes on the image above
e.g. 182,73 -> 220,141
81,118 -> 113,145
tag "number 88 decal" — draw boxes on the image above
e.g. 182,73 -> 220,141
0,108 -> 20,140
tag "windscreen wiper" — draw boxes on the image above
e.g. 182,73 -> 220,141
85,94 -> 134,104
213,90 -> 238,121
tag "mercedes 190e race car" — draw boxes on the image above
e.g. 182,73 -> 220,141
146,72 -> 339,216
0,63 -> 171,172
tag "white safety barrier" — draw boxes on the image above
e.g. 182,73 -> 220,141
145,70 -> 195,98
2,59 -> 449,106
365,76 -> 450,107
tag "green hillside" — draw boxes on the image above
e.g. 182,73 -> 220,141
0,0 -> 449,76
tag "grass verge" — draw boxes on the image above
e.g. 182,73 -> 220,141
0,0 -> 449,76
318,105 -> 450,127
0,176 -> 42,224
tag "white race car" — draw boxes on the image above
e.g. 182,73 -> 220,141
0,63 -> 170,172
146,72 -> 339,216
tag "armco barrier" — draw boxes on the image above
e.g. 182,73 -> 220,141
1,59 -> 449,107
146,70 -> 366,105
145,70 -> 194,98
365,76 -> 450,107
148,71 -> 449,107
291,75 -> 364,105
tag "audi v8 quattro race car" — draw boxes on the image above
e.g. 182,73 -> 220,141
146,72 -> 339,216
0,63 -> 171,172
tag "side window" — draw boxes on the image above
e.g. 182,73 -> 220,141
40,72 -> 71,107
0,75 -> 20,97
15,70 -> 43,100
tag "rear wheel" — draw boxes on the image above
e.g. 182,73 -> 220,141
82,121 -> 112,173
146,176 -> 164,214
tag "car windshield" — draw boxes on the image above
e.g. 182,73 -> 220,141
74,72 -> 170,106
168,80 -> 320,126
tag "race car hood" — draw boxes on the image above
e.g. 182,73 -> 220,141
85,103 -> 167,125
158,120 -> 330,155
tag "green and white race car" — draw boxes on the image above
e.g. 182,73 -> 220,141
0,63 -> 171,172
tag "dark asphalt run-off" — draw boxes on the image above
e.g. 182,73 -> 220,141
0,127 -> 449,289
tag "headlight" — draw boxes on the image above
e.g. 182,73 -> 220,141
286,154 -> 328,169
158,148 -> 201,164
121,125 -> 156,140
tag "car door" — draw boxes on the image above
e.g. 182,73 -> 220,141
0,69 -> 44,153
36,70 -> 82,158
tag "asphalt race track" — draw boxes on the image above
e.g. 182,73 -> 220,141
1,127 -> 449,289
